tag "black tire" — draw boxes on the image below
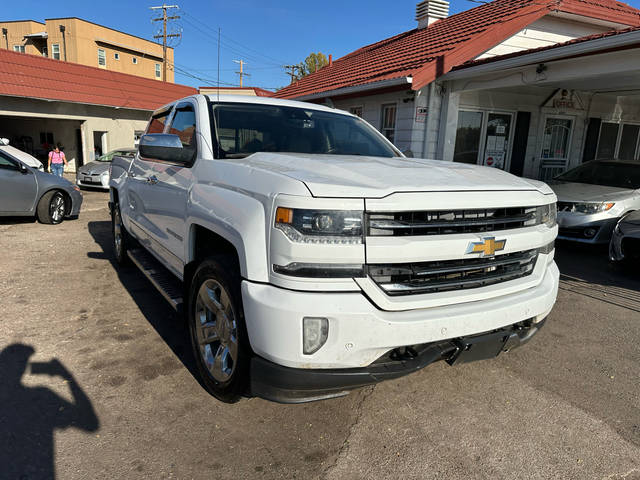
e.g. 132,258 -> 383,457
188,256 -> 250,403
36,190 -> 66,224
111,203 -> 129,265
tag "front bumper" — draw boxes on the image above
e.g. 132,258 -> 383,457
76,173 -> 109,190
250,318 -> 546,403
557,215 -> 618,244
242,261 -> 558,370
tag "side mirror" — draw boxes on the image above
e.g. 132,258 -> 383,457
19,162 -> 28,174
402,149 -> 414,158
138,134 -> 196,165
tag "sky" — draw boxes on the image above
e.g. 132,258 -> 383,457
5,0 -> 640,91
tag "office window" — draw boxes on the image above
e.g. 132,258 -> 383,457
132,57 -> 138,64
380,104 -> 397,143
349,106 -> 363,118
97,48 -> 106,67
13,45 -> 25,53
52,44 -> 60,60
155,63 -> 161,79
114,52 -> 120,60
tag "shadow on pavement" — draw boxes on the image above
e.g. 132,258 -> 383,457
0,344 -> 99,479
85,220 -> 202,389
555,240 -> 640,311
0,216 -> 36,225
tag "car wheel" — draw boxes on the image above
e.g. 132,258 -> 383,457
111,203 -> 129,265
36,190 -> 66,224
188,256 -> 249,403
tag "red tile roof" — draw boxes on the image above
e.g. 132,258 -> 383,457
453,24 -> 640,70
0,48 -> 197,111
275,0 -> 640,99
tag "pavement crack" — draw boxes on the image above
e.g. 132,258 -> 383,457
321,385 -> 375,479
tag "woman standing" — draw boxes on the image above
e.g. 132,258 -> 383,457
48,145 -> 68,177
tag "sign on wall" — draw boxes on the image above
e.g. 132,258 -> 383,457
415,106 -> 428,123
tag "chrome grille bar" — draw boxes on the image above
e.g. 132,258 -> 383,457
368,249 -> 538,296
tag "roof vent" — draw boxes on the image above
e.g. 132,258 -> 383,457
416,0 -> 450,28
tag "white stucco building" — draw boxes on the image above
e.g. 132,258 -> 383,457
275,0 -> 640,181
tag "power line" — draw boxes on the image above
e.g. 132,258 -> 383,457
180,9 -> 289,66
150,4 -> 181,82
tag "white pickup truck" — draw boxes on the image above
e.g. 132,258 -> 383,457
109,94 -> 559,403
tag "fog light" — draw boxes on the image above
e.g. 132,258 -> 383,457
584,228 -> 597,238
303,317 -> 329,355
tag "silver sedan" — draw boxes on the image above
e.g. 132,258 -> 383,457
0,151 -> 82,224
76,148 -> 136,190
610,210 -> 640,263
551,160 -> 640,244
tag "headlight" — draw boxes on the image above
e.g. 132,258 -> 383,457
561,202 -> 615,214
526,204 -> 557,228
275,207 -> 363,244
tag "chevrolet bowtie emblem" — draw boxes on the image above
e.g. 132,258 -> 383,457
466,237 -> 506,257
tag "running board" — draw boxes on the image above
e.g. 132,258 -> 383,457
127,248 -> 184,313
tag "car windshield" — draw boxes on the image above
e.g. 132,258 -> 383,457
96,150 -> 134,162
209,102 -> 399,159
555,161 -> 640,189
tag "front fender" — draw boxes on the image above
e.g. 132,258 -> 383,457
188,183 -> 269,282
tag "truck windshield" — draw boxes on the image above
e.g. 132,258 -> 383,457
555,160 -> 640,189
209,102 -> 399,159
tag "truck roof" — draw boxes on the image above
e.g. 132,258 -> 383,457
203,94 -> 352,116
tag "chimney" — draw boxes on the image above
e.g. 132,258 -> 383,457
416,0 -> 450,28
329,54 -> 332,66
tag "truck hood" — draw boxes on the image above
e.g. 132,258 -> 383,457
551,182 -> 636,202
237,153 -> 548,198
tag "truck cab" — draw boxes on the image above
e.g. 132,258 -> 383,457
110,94 -> 559,403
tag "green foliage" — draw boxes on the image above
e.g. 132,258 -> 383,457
296,52 -> 329,79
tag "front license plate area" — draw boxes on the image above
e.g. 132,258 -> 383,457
84,176 -> 93,183
447,330 -> 508,366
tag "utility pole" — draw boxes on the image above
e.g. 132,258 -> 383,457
283,65 -> 299,84
151,4 -> 181,82
233,59 -> 250,87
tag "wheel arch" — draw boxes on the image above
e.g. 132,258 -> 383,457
38,187 -> 72,215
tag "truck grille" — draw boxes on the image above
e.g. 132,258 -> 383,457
367,249 -> 538,296
367,207 -> 536,236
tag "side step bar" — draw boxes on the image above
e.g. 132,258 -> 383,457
127,248 -> 184,313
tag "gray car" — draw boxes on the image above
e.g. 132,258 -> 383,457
0,150 -> 82,224
610,210 -> 640,263
551,160 -> 640,244
76,148 -> 136,190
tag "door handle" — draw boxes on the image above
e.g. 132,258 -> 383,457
146,175 -> 158,185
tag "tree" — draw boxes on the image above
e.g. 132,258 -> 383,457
296,52 -> 329,79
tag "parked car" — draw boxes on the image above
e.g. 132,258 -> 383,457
76,148 -> 136,190
0,151 -> 82,224
551,160 -> 640,243
610,210 -> 640,263
109,94 -> 558,404
0,138 -> 44,171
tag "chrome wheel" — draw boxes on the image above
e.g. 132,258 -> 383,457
49,193 -> 65,223
194,279 -> 238,383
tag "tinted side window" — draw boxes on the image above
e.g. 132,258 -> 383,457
168,106 -> 197,149
147,110 -> 171,134
0,151 -> 18,170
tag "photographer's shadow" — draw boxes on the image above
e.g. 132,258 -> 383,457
0,344 -> 99,479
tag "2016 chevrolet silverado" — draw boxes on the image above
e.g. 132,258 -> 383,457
109,95 -> 559,403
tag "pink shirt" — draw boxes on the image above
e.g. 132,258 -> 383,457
49,151 -> 65,164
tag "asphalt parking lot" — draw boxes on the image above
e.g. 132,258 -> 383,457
1,188 -> 639,480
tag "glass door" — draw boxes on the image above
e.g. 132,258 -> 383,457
453,110 -> 514,170
538,116 -> 574,181
482,113 -> 512,169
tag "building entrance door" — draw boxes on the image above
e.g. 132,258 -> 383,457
482,113 -> 512,169
453,110 -> 514,170
539,115 -> 574,182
